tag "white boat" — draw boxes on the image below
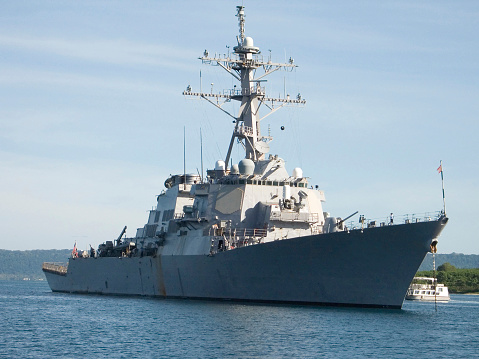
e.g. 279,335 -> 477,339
405,277 -> 450,301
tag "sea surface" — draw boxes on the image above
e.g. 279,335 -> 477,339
0,281 -> 478,358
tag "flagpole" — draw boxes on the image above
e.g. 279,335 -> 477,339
439,160 -> 446,216
183,126 -> 186,191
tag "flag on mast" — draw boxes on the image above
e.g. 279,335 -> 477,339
437,164 -> 442,174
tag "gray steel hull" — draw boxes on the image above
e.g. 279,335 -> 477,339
43,218 -> 447,309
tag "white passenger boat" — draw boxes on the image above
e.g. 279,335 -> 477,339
405,277 -> 450,301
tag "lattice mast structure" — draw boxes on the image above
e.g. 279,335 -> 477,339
183,6 -> 306,170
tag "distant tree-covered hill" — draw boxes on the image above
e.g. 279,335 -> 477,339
0,249 -> 71,280
417,263 -> 479,293
419,253 -> 479,271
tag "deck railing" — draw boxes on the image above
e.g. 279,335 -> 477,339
346,211 -> 444,231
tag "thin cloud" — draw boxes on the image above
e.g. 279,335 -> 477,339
0,35 -> 197,69
0,65 -> 167,92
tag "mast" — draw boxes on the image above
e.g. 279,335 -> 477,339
183,6 -> 305,170
200,127 -> 204,182
438,160 -> 446,216
183,126 -> 186,190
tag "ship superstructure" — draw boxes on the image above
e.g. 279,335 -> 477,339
43,6 -> 448,309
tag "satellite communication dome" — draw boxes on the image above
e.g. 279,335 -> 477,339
244,37 -> 254,47
235,36 -> 260,54
215,160 -> 226,171
239,159 -> 255,176
292,167 -> 303,179
231,164 -> 240,175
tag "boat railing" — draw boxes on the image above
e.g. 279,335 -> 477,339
208,227 -> 268,255
345,211 -> 444,231
233,228 -> 268,238
270,211 -> 320,223
207,227 -> 267,238
409,283 -> 435,290
235,125 -> 254,137
42,262 -> 68,276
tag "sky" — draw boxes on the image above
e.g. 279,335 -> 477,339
1,1 -> 478,253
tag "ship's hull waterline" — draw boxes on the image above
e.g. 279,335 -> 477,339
43,217 -> 447,309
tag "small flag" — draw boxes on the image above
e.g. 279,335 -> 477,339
72,241 -> 78,258
437,164 -> 442,174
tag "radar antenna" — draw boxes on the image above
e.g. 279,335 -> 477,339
236,6 -> 245,46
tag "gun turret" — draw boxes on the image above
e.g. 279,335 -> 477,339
337,211 -> 359,226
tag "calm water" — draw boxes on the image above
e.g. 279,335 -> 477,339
0,281 -> 478,358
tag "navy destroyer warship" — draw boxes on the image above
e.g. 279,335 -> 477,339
43,6 -> 448,309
